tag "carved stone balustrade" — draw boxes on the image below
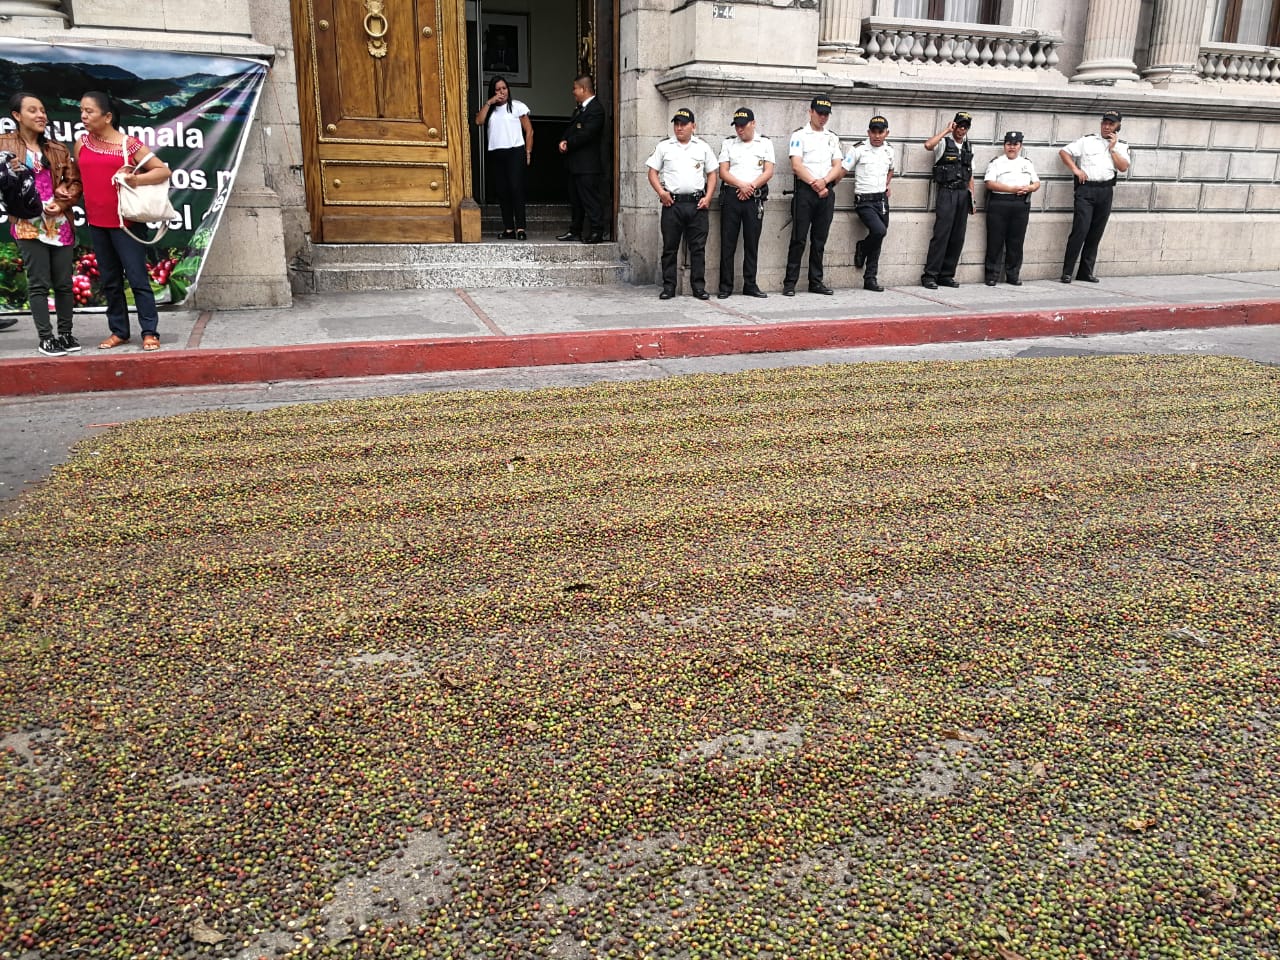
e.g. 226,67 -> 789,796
1198,44 -> 1280,83
861,17 -> 1062,72
0,0 -> 68,19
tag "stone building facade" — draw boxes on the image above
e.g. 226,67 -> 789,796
7,0 -> 1279,306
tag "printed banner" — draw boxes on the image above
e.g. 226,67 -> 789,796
0,39 -> 268,312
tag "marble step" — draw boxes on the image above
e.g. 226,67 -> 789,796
310,240 -> 622,267
305,259 -> 627,293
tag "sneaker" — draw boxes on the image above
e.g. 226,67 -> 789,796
38,337 -> 68,357
59,334 -> 82,353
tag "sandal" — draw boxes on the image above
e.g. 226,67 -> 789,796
498,229 -> 517,240
516,229 -> 527,241
142,335 -> 161,352
98,334 -> 130,350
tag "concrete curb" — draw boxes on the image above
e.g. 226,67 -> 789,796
3,299 -> 1278,397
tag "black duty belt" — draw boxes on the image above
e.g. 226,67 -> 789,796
1079,178 -> 1115,188
670,191 -> 704,202
939,182 -> 970,190
854,192 -> 886,202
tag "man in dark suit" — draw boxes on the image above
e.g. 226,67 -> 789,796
557,74 -> 606,243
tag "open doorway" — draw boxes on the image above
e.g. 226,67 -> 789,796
465,0 -> 614,233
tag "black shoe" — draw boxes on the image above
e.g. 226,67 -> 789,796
939,279 -> 960,288
1007,278 -> 1022,286
808,283 -> 834,295
854,243 -> 866,269
498,229 -> 517,240
0,316 -> 18,331
1060,274 -> 1072,284
782,287 -> 795,297
38,336 -> 67,357
717,290 -> 731,299
864,280 -> 885,293
557,231 -> 581,242
1077,274 -> 1100,283
743,288 -> 768,299
59,334 -> 82,353
658,290 -> 675,300
583,234 -> 604,245
693,290 -> 710,301
985,279 -> 997,287
921,277 -> 938,290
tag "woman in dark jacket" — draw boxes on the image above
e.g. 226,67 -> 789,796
1,92 -> 83,356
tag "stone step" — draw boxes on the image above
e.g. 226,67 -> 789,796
310,241 -> 623,267
309,259 -> 628,293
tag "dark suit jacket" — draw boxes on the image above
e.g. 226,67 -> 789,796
561,97 -> 605,176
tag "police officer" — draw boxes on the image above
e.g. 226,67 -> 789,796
782,95 -> 843,296
717,107 -> 775,299
1059,108 -> 1130,283
646,107 -> 719,300
982,131 -> 1040,286
837,115 -> 896,293
921,111 -> 974,289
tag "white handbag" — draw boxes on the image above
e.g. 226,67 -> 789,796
112,138 -> 176,245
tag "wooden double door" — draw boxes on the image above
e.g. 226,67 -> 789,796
291,0 -> 479,243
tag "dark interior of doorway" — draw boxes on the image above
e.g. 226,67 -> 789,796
465,21 -> 570,206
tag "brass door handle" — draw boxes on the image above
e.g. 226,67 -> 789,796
364,0 -> 389,58
333,179 -> 343,188
430,181 -> 440,190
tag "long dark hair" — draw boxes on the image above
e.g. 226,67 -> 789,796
81,90 -> 122,129
486,75 -> 512,113
8,92 -> 48,145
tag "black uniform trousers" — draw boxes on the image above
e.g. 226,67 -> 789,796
490,146 -> 527,231
568,172 -> 605,239
853,193 -> 890,282
984,194 -> 1031,282
660,198 -> 709,295
1062,179 -> 1115,279
923,186 -> 970,282
784,188 -> 835,289
719,192 -> 765,295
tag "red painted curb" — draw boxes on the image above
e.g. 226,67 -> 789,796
2,300 -> 1277,398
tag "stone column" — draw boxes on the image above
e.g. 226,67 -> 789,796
1141,0 -> 1205,84
820,0 -> 867,63
1070,0 -> 1144,83
0,0 -> 68,23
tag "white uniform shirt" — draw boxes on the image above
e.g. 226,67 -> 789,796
485,99 -> 530,151
984,154 -> 1040,189
719,135 -> 775,186
1061,133 -> 1130,183
788,124 -> 843,182
646,136 -> 719,194
841,141 -> 896,194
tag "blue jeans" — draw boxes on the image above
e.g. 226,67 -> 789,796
89,225 -> 159,339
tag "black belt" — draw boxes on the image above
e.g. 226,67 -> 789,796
939,182 -> 969,190
670,191 -> 704,202
1079,178 -> 1115,188
989,192 -> 1029,200
854,192 -> 886,202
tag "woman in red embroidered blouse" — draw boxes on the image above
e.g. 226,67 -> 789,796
74,91 -> 171,352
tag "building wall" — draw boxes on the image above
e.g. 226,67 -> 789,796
13,0 -> 1278,305
618,0 -> 1280,292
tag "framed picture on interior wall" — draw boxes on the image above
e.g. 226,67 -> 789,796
482,12 -> 530,86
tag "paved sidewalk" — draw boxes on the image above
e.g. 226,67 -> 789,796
2,270 -> 1279,396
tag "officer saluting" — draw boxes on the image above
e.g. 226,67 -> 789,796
782,95 -> 843,296
717,107 -> 775,299
921,111 -> 974,289
646,107 -> 719,300
837,115 -> 896,293
1059,108 -> 1131,283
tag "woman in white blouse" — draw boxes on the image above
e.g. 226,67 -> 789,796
475,76 -> 534,240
